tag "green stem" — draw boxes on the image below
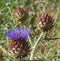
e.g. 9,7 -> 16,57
28,36 -> 32,46
15,0 -> 19,5
0,46 -> 7,53
42,0 -> 48,12
54,7 -> 59,24
7,6 -> 15,24
29,32 -> 43,60
0,45 -> 11,57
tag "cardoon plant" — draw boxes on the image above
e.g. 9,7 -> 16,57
5,28 -> 30,58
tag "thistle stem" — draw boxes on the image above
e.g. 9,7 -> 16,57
29,32 -> 43,60
54,7 -> 59,24
28,36 -> 32,46
7,6 -> 15,24
0,46 -> 7,53
0,46 -> 11,57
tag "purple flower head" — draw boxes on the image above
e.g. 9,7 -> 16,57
5,28 -> 30,40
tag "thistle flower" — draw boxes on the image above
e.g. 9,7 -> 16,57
13,7 -> 28,22
6,28 -> 30,40
38,13 -> 54,31
5,28 -> 30,58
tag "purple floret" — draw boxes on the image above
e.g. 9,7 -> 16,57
5,28 -> 30,40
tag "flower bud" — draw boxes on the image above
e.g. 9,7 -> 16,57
38,13 -> 54,31
13,7 -> 27,21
